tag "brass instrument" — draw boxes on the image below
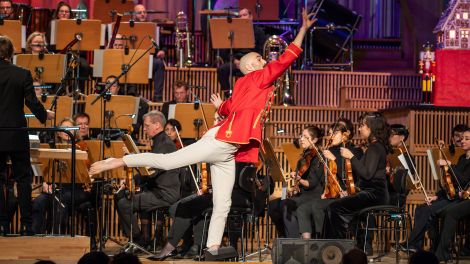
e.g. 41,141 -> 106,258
175,11 -> 194,68
263,35 -> 295,106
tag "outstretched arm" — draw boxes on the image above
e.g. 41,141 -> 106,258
257,8 -> 316,88
89,158 -> 125,176
292,8 -> 317,48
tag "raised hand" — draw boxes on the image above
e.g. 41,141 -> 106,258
301,8 -> 317,29
210,93 -> 223,109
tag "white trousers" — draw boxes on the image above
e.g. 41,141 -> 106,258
123,127 -> 238,247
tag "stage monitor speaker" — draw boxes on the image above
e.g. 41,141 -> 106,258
272,238 -> 355,264
308,0 -> 362,63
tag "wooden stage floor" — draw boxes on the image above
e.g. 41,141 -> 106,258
1,236 -> 470,263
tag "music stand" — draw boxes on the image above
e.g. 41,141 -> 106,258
93,0 -> 134,24
14,54 -> 67,83
36,143 -> 90,234
281,143 -> 303,172
24,96 -> 73,128
54,20 -> 102,51
93,49 -> 152,84
121,134 -> 152,176
170,103 -> 216,139
108,22 -> 157,53
85,94 -> 139,129
427,147 -> 464,183
0,20 -> 25,53
209,18 -> 254,93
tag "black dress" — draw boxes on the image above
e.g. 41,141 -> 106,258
325,141 -> 389,239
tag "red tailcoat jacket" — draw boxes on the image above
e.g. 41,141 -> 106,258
215,43 -> 302,162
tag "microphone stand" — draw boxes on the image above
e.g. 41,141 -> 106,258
92,42 -> 157,256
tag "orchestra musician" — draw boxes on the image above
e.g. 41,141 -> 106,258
53,1 -> 74,20
26,32 -> 49,55
434,128 -> 470,261
161,80 -> 191,120
89,9 -> 317,253
0,35 -> 54,236
402,124 -> 469,253
32,118 -> 96,249
114,110 -> 180,247
0,0 -> 14,20
272,126 -> 325,239
296,119 -> 362,239
325,112 -> 391,239
387,124 -> 413,206
124,3 -> 166,102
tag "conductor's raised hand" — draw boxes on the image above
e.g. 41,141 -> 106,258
301,8 -> 317,29
210,93 -> 223,109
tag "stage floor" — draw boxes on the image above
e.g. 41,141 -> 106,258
1,236 -> 470,263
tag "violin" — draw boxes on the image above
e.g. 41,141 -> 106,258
321,139 -> 344,199
287,150 -> 314,198
342,133 -> 355,195
437,139 -> 457,200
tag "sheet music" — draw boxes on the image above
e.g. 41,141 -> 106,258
427,149 -> 439,181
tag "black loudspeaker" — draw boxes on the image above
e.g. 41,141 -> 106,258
272,238 -> 356,264
308,0 -> 362,63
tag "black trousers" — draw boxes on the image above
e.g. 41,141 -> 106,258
281,191 -> 318,238
434,199 -> 470,260
153,58 -> 165,101
407,198 -> 456,250
297,197 -> 336,236
325,189 -> 388,239
115,191 -> 172,238
167,190 -> 251,249
0,151 -> 33,228
32,187 -> 94,235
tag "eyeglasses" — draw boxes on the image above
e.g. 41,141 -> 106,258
58,10 -> 70,14
0,6 -> 12,10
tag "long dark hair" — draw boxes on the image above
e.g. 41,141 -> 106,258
359,112 -> 392,153
304,125 -> 324,147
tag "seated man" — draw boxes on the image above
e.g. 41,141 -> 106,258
115,110 -> 180,246
74,112 -> 92,140
0,0 -> 15,20
161,80 -> 191,120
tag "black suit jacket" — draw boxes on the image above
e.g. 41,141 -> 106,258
147,131 -> 181,204
0,61 -> 47,151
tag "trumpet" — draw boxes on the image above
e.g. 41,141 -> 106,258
263,35 -> 295,106
175,11 -> 194,68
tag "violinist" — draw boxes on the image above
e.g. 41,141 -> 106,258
403,124 -> 470,253
32,118 -> 95,241
297,120 -> 362,239
433,128 -> 470,261
114,110 -> 180,248
273,126 -> 325,238
325,112 -> 391,239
